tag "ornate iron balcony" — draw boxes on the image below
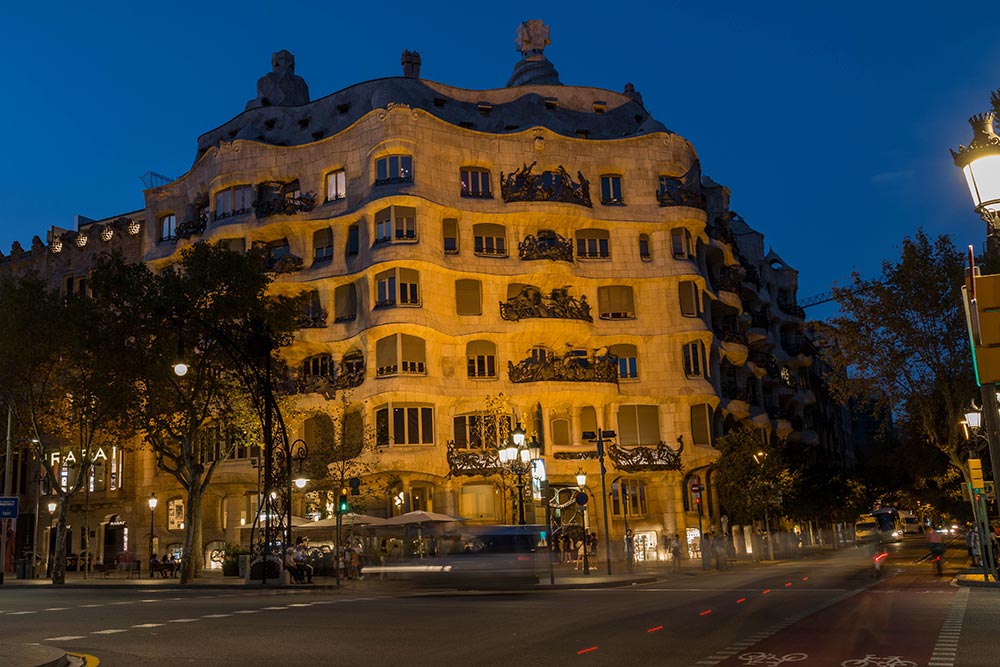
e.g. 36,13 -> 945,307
499,286 -> 592,322
500,162 -> 592,208
518,232 -> 574,262
508,347 -> 617,383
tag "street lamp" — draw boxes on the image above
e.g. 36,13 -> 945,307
958,410 -> 997,580
498,423 -> 532,524
582,429 -> 615,575
575,469 -> 590,575
290,439 -> 309,490
953,112 -> 1000,245
148,492 -> 157,577
753,450 -> 775,561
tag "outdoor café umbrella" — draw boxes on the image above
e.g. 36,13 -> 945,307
380,511 -> 464,557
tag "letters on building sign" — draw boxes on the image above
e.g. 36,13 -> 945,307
49,447 -> 110,467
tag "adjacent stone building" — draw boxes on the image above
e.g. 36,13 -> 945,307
1,21 -> 855,571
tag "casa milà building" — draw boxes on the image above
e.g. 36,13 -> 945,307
3,21 -> 843,569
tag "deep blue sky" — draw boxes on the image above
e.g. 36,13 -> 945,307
4,2 -> 999,318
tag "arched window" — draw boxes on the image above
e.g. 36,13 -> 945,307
160,215 -> 177,242
550,417 -> 570,446
375,334 -> 426,376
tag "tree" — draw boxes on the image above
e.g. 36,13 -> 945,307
817,230 -> 977,488
713,427 -> 797,525
89,243 -> 302,583
0,274 -> 136,584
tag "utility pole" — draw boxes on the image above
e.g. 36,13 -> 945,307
1,406 -> 13,584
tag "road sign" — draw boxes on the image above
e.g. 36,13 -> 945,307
0,497 -> 18,519
690,482 -> 701,493
575,492 -> 589,506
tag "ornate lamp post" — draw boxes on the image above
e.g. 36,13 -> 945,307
499,424 -> 533,524
959,410 -> 997,579
582,429 -> 615,575
575,469 -> 589,575
148,492 -> 157,577
752,449 -> 775,561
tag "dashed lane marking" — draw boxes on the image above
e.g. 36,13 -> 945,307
45,636 -> 85,641
44,607 -> 70,611
9,611 -> 37,615
927,588 -> 968,667
202,614 -> 232,618
92,629 -> 128,635
131,624 -> 163,628
168,618 -> 199,623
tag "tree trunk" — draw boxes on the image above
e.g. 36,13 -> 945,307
50,505 -> 70,585
180,482 -> 203,584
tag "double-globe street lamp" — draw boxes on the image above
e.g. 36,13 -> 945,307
498,424 -> 539,525
582,429 -> 615,575
575,468 -> 590,575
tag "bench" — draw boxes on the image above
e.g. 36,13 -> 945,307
150,561 -> 177,578
117,561 -> 141,579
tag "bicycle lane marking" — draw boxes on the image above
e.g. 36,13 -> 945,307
711,586 -> 957,666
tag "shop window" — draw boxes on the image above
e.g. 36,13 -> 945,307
576,228 -> 610,259
375,403 -> 434,445
466,340 -> 497,378
375,154 -> 413,185
617,405 -> 660,446
455,279 -> 482,315
167,499 -> 185,530
597,285 -> 635,320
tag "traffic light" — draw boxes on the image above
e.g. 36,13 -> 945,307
338,488 -> 349,514
348,477 -> 361,496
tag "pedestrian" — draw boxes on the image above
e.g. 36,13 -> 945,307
573,536 -> 585,570
624,529 -> 635,573
966,525 -> 974,562
553,535 -> 562,563
562,535 -> 573,564
971,529 -> 982,567
670,534 -> 682,573
294,538 -> 313,583
589,532 -> 599,568
714,533 -> 727,571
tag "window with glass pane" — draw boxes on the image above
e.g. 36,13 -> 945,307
346,224 -> 359,256
466,340 -> 497,378
160,215 -> 177,241
600,175 -> 624,205
395,207 -> 417,240
671,228 -> 694,259
443,218 -> 459,254
375,270 -> 396,307
400,334 -> 426,373
334,283 -> 357,322
234,185 -> 252,213
460,168 -> 492,197
597,285 -> 635,319
683,341 -> 705,377
399,268 -> 419,304
691,403 -> 712,446
576,229 -> 610,259
313,227 -> 333,262
303,354 -> 333,377
455,279 -> 482,315
326,169 -> 346,201
473,223 -> 506,256
375,209 -> 392,244
639,234 -> 651,260
375,154 -> 413,185
610,344 -> 638,379
617,405 -> 661,446
215,190 -> 232,218
168,499 -> 185,530
377,404 -> 434,445
679,280 -> 700,317
611,479 -> 647,516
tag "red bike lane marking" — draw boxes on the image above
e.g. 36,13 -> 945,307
715,587 -> 956,665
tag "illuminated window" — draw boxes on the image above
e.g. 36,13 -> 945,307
473,223 -> 507,257
460,168 -> 492,198
600,174 -> 624,205
160,215 -> 177,242
576,228 -> 610,259
326,169 -> 346,201
214,185 -> 253,220
375,403 -> 434,445
375,154 -> 413,185
466,340 -> 497,379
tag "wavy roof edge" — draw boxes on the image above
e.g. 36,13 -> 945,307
195,77 -> 672,163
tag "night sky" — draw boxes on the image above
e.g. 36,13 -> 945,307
4,2 -> 1000,319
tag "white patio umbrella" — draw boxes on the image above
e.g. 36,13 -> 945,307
380,511 -> 465,558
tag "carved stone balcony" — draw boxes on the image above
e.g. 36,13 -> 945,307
500,286 -> 592,322
508,348 -> 617,384
500,162 -> 592,208
519,231 -> 574,262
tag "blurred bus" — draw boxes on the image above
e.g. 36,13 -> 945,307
871,508 -> 903,543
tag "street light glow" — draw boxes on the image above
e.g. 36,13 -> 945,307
172,362 -> 189,377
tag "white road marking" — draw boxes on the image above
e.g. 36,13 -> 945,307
132,623 -> 164,628
202,614 -> 232,618
262,606 -> 288,610
233,610 -> 260,614
168,618 -> 199,623
44,607 -> 70,611
92,629 -> 129,635
80,604 -> 103,608
9,611 -> 37,615
45,636 -> 84,641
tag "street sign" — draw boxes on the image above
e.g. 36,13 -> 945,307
690,482 -> 701,493
0,497 -> 18,519
575,492 -> 589,506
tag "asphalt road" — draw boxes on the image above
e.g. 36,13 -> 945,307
1,536 -> 997,666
